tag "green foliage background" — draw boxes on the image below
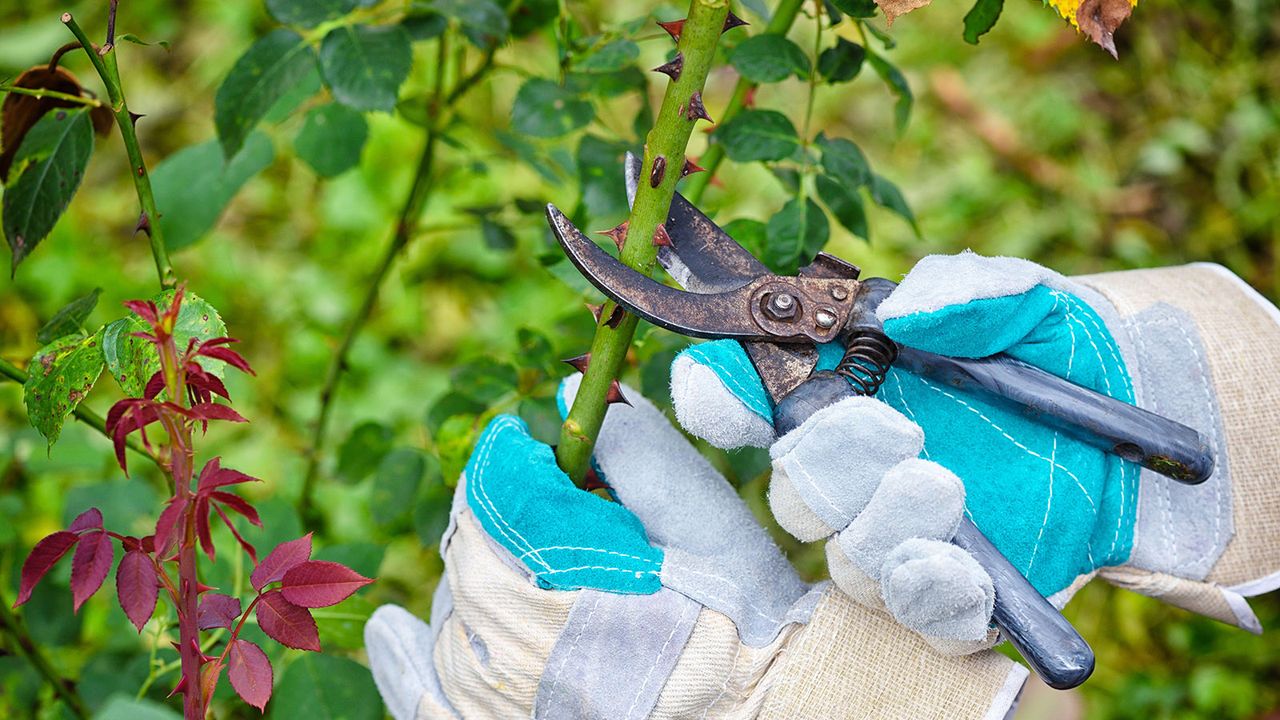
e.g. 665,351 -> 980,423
1,0 -> 1278,718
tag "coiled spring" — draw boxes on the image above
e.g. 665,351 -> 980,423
835,331 -> 898,396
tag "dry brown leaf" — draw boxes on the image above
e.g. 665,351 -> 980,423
1076,0 -> 1133,58
875,0 -> 932,26
1,66 -> 111,183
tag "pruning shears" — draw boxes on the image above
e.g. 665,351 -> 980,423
544,154 -> 1214,690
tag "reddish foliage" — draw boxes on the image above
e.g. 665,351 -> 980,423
280,561 -> 374,608
256,590 -> 321,652
70,531 -> 114,611
197,593 -> 242,631
251,534 -> 313,591
116,550 -> 159,631
226,639 -> 273,711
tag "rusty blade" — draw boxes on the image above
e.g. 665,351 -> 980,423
624,152 -> 767,293
547,204 -> 766,340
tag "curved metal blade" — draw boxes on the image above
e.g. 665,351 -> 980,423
546,204 -> 767,340
624,152 -> 767,293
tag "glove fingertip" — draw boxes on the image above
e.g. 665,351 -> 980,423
671,348 -> 775,449
881,539 -> 994,644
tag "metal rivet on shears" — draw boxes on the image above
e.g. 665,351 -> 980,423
830,287 -> 848,301
766,292 -> 797,320
815,308 -> 837,329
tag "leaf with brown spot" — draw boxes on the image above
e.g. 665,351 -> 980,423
23,328 -> 106,446
874,0 -> 932,25
1076,0 -> 1133,59
1,66 -> 104,182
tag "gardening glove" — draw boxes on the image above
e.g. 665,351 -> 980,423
672,252 -> 1280,655
364,376 -> 1029,720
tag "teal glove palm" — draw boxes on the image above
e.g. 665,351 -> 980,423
672,252 -> 1141,644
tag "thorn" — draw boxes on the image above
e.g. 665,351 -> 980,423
723,12 -> 749,32
652,52 -> 683,81
657,19 -> 685,42
129,111 -> 144,126
605,305 -> 625,329
168,677 -> 187,698
650,155 -> 667,188
681,157 -> 705,177
582,466 -> 609,492
597,221 -> 629,252
605,380 -> 631,406
585,302 -> 604,323
563,353 -> 591,373
195,581 -> 217,593
685,91 -> 712,123
134,211 -> 151,237
652,224 -> 672,247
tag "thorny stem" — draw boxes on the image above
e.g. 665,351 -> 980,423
682,0 -> 805,204
555,0 -> 732,485
61,13 -> 176,290
0,356 -> 159,468
0,598 -> 90,719
0,84 -> 104,107
298,37 -> 496,521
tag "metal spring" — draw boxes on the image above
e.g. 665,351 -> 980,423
836,331 -> 898,396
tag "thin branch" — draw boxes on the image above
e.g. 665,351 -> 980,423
62,13 -> 176,290
0,598 -> 90,720
0,84 -> 103,108
298,41 -> 497,519
682,0 -> 805,204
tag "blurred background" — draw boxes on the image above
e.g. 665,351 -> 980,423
1,0 -> 1278,717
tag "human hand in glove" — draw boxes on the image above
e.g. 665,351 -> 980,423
673,252 -> 1280,654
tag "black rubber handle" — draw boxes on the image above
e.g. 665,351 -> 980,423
773,372 -> 1095,690
893,347 -> 1213,484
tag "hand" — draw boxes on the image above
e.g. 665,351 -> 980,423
364,376 -> 1026,719
673,252 -> 1280,653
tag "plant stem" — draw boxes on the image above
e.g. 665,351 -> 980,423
0,598 -> 90,719
299,39 -> 496,520
682,0 -> 805,204
0,84 -> 104,107
0,356 -> 157,466
555,0 -> 732,485
61,13 -> 176,290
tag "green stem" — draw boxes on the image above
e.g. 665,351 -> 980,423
0,84 -> 104,107
0,598 -> 90,720
0,357 -> 157,466
555,0 -> 732,485
298,39 -> 496,520
61,14 -> 176,290
682,0 -> 805,204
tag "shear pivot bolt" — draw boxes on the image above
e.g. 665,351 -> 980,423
766,293 -> 797,320
815,308 -> 837,329
831,287 -> 848,301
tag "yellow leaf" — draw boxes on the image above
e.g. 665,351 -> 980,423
1048,0 -> 1138,58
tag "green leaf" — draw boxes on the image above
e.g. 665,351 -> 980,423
816,174 -> 869,241
267,0 -> 358,28
3,108 -> 93,272
963,0 -> 1005,44
215,30 -> 316,158
152,132 -> 275,250
435,415 -> 477,484
337,421 -> 394,483
722,218 -> 768,261
828,0 -> 878,17
576,134 -> 631,219
716,109 -> 800,163
430,0 -> 510,48
567,67 -> 647,99
818,38 -> 865,83
401,11 -> 447,40
37,288 -> 100,345
504,0 -> 558,37
867,51 -> 912,132
869,173 -> 920,236
269,653 -> 382,720
94,696 -> 181,720
512,79 -> 594,138
765,196 -> 828,275
295,104 -> 368,177
23,329 -> 105,446
412,454 -> 449,545
371,448 -> 426,528
320,24 -> 414,112
102,290 -> 228,398
425,392 -> 486,433
577,39 -> 639,73
310,595 -> 376,650
480,218 -> 516,251
816,133 -> 870,187
728,35 -> 810,83
452,359 -> 518,403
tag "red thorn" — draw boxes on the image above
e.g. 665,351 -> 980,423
650,155 -> 667,188
652,225 -> 672,247
195,581 -> 217,594
605,305 -> 625,329
657,19 -> 685,42
723,12 -> 749,32
168,676 -> 188,698
597,221 -> 629,252
606,380 -> 631,406
586,302 -> 604,323
652,52 -> 683,80
563,353 -> 591,373
583,466 -> 609,492
681,157 -> 705,177
685,91 -> 712,123
134,211 -> 151,237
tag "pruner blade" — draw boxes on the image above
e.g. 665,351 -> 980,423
546,204 -> 857,345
